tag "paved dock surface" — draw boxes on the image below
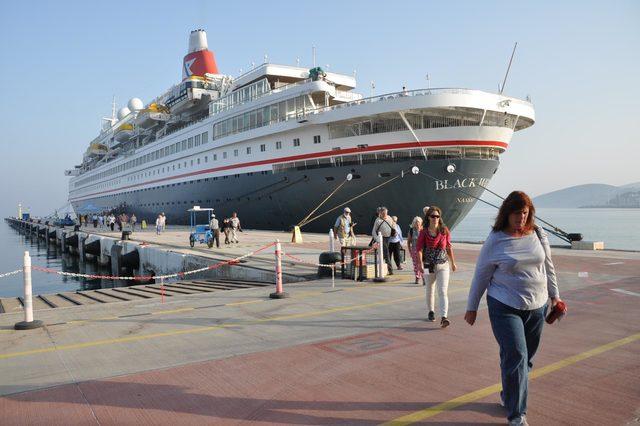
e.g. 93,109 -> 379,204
0,244 -> 638,425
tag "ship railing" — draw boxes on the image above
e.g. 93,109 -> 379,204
210,78 -> 313,116
271,146 -> 500,173
306,88 -> 533,116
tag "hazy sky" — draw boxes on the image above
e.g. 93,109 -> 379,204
1,0 -> 638,217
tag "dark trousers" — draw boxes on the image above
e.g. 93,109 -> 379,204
382,236 -> 392,272
213,229 -> 220,248
389,241 -> 402,268
487,296 -> 546,421
110,223 -> 115,231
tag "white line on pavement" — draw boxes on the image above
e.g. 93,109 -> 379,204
611,288 -> 640,297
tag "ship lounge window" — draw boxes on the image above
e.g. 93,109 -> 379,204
223,152 -> 227,159
313,135 -> 321,144
246,147 -> 252,155
188,137 -> 193,148
234,149 -> 238,157
213,154 -> 217,161
293,138 -> 300,147
276,141 -> 282,150
260,144 -> 266,152
197,158 -> 200,164
182,140 -> 187,150
191,160 -> 194,166
195,134 -> 201,146
202,131 -> 208,144
327,108 -> 513,139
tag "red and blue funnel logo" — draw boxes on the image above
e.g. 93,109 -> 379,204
182,50 -> 219,79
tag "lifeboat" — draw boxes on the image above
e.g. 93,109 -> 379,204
136,103 -> 171,129
88,142 -> 108,156
114,123 -> 134,142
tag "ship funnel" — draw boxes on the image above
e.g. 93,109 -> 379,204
183,29 -> 219,79
188,29 -> 208,53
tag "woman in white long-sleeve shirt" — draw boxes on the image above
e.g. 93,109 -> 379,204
464,191 -> 563,426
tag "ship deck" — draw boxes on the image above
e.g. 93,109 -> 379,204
0,240 -> 638,424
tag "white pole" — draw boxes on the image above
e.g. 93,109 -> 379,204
15,251 -> 43,329
270,239 -> 288,298
23,251 -> 33,323
329,229 -> 335,252
331,264 -> 335,288
372,231 -> 387,283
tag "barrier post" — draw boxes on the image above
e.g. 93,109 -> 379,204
270,239 -> 288,299
331,264 -> 335,288
373,231 -> 387,282
329,229 -> 335,252
15,251 -> 43,330
160,276 -> 165,304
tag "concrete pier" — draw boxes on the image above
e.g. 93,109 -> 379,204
0,234 -> 638,424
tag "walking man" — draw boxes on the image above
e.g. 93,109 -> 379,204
371,207 -> 397,275
230,212 -> 241,243
209,214 -> 220,248
334,207 -> 355,247
388,215 -> 404,270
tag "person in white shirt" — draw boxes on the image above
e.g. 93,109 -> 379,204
209,214 -> 220,248
371,207 -> 396,275
230,212 -> 241,243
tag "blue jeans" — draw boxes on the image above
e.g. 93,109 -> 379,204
487,296 -> 546,421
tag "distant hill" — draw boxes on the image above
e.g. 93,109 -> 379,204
533,183 -> 639,208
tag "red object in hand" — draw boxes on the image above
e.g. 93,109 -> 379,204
546,301 -> 567,324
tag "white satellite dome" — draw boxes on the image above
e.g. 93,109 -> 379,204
128,98 -> 144,111
117,107 -> 131,120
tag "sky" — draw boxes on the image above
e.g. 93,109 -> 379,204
0,0 -> 638,217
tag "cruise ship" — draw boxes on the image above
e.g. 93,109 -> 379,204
67,29 -> 535,233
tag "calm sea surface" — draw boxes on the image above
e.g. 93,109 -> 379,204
452,207 -> 640,250
1,207 -> 639,298
0,222 -> 116,298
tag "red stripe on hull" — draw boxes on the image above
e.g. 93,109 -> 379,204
69,140 -> 507,202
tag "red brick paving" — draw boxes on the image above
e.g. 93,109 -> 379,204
1,280 -> 638,425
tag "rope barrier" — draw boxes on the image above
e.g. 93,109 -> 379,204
30,241 -> 277,282
0,269 -> 22,279
281,244 -> 377,268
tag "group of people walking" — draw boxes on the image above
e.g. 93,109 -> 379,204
335,191 -> 563,425
78,212 -> 138,232
208,212 -> 242,248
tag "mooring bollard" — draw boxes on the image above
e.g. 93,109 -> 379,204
329,229 -> 335,252
270,239 -> 288,299
373,231 -> 386,282
14,251 -> 43,330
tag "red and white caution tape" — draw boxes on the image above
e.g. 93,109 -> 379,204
31,242 -> 277,281
282,245 -> 377,268
0,269 -> 22,279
